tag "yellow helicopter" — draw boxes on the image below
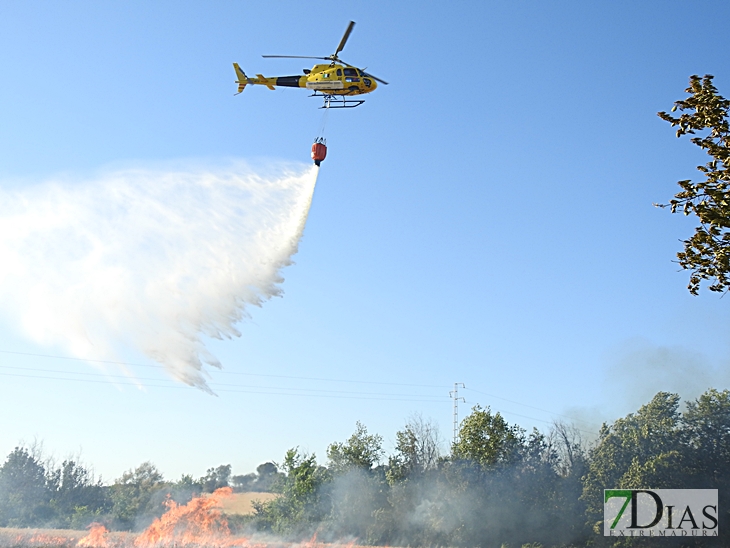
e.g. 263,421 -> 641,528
233,21 -> 387,108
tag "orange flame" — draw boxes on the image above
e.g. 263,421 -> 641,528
0,515 -> 372,548
77,523 -> 110,548
28,533 -> 74,546
135,487 -> 247,548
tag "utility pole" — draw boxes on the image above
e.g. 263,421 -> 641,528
450,382 -> 465,446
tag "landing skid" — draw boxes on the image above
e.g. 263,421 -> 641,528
311,92 -> 365,109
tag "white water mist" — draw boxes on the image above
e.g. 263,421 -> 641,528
0,161 -> 318,392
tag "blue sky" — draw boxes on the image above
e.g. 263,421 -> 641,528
0,0 -> 729,482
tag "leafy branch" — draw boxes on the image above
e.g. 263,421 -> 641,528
657,74 -> 730,294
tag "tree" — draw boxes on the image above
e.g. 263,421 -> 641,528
441,409 -> 578,547
109,462 -> 167,530
546,421 -> 590,544
254,462 -> 282,491
549,420 -> 587,478
658,74 -> 730,294
387,414 -> 442,484
325,423 -> 388,542
582,392 -> 687,533
47,460 -> 108,528
684,388 -> 730,484
451,405 -> 524,468
230,473 -> 257,492
251,448 -> 329,535
0,447 -> 51,526
230,463 -> 281,493
326,421 -> 384,473
200,464 -> 231,493
380,417 -> 445,545
683,388 -> 730,533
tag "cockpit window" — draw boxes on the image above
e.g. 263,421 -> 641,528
343,68 -> 358,77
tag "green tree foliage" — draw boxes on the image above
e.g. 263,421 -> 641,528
0,447 -> 51,526
582,392 -> 686,533
200,464 -> 231,493
548,421 -> 589,543
684,388 -> 730,484
251,449 -> 330,536
658,75 -> 730,294
326,421 -> 384,473
173,473 -> 202,493
683,388 -> 730,532
230,472 -> 256,492
386,414 -> 442,484
3,389 -> 730,546
231,462 -> 283,492
109,461 -> 167,530
47,460 -> 108,528
252,462 -> 284,492
442,409 -> 582,547
324,423 -> 389,543
376,416 -> 445,545
452,405 -> 523,468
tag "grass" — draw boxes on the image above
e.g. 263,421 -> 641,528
220,492 -> 279,516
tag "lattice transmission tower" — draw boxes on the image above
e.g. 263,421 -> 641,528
449,382 -> 465,445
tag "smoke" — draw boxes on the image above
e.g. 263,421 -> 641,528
604,337 -> 730,411
0,160 -> 318,393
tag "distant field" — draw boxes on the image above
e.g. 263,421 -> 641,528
221,492 -> 279,515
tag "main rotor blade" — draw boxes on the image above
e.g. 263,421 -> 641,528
335,21 -> 355,55
262,55 -> 331,60
362,71 -> 389,85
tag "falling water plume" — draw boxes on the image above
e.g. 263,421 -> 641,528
0,161 -> 319,392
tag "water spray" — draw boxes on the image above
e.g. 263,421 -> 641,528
0,161 -> 318,392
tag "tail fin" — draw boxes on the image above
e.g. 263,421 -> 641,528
233,63 -> 249,94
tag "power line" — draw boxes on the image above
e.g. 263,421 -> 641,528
0,370 -> 450,403
485,408 -> 595,436
0,364 -> 447,398
462,388 -> 596,436
0,355 -> 450,402
463,387 -> 597,428
0,349 -> 444,388
0,348 -> 599,432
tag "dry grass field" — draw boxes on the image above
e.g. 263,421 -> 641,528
0,526 -> 372,548
220,492 -> 279,516
0,527 -> 133,548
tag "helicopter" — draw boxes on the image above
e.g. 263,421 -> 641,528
233,21 -> 387,108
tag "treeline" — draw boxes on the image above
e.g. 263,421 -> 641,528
0,453 -> 281,531
0,389 -> 728,547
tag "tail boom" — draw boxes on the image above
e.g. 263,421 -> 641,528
232,64 -> 307,93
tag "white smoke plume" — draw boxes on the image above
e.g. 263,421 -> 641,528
0,161 -> 318,393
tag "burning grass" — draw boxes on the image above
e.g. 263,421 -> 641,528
0,490 -> 368,548
134,487 -> 240,548
0,529 -> 365,548
0,527 -> 131,548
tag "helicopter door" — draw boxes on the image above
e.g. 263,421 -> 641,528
343,67 -> 360,83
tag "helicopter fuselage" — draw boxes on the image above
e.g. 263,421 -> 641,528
235,63 -> 377,96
